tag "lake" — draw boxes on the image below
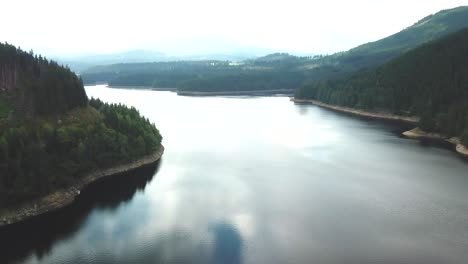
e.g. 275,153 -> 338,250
2,85 -> 468,264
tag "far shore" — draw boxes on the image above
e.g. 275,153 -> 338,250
178,89 -> 295,96
0,145 -> 164,227
108,85 -> 177,91
95,85 -> 294,96
292,98 -> 419,124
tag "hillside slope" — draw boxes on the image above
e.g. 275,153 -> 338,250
328,6 -> 468,71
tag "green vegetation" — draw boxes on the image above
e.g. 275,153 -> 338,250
295,28 -> 468,139
0,93 -> 12,119
0,42 -> 88,116
179,71 -> 305,92
0,101 -> 162,207
0,43 -> 163,207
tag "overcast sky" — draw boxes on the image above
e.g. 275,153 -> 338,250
1,0 -> 467,56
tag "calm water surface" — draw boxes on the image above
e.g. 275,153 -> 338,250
2,85 -> 468,264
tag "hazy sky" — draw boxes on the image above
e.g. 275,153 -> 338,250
1,0 -> 467,56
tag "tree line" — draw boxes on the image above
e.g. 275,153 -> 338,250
0,42 -> 88,116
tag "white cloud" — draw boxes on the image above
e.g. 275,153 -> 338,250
0,0 -> 466,55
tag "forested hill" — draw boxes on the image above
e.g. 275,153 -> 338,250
295,28 -> 468,144
0,43 -> 162,207
0,43 -> 88,117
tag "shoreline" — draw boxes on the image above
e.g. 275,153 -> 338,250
109,85 -> 177,91
0,145 -> 164,227
178,89 -> 295,96
95,85 -> 294,96
293,98 -> 468,157
292,98 -> 419,124
402,128 -> 468,156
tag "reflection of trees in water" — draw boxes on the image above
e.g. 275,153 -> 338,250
0,161 -> 161,264
295,105 -> 309,116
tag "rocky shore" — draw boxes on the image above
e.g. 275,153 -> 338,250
292,98 -> 419,124
0,145 -> 164,227
402,128 -> 468,156
456,144 -> 468,156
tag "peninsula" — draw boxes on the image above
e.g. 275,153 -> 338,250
0,43 -> 164,225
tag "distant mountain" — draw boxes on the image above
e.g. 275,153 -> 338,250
54,50 -> 167,73
174,52 -> 264,62
56,49 -> 272,73
296,28 -> 468,144
252,53 -> 300,62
